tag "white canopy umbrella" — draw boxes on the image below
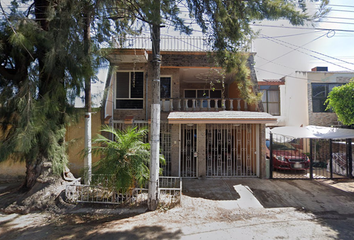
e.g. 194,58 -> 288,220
270,125 -> 354,139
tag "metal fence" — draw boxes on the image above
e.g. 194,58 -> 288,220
112,120 -> 171,176
66,176 -> 182,206
269,134 -> 354,179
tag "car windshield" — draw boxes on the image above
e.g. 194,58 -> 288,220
266,140 -> 296,151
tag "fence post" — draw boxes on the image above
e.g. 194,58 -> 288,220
329,139 -> 333,179
310,139 -> 313,179
347,139 -> 353,178
269,132 -> 273,179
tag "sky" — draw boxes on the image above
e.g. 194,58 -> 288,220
252,0 -> 354,81
1,0 -> 354,106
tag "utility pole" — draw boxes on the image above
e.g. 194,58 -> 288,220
148,0 -> 161,210
84,1 -> 92,185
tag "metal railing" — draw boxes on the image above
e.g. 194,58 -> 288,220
65,176 -> 182,205
113,35 -> 213,52
113,35 -> 252,52
161,97 -> 248,112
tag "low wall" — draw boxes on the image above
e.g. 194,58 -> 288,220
0,108 -> 103,180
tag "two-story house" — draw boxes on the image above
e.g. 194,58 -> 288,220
103,36 -> 277,179
260,67 -> 354,128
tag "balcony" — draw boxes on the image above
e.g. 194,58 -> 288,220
113,35 -> 251,52
160,98 -> 249,112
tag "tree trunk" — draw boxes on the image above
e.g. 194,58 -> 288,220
21,156 -> 44,191
148,8 -> 161,210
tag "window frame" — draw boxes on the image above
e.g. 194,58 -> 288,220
311,83 -> 344,113
259,85 -> 281,116
160,76 -> 172,99
115,71 -> 144,110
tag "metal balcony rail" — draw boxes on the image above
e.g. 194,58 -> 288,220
113,35 -> 251,52
114,35 -> 213,52
160,97 -> 248,112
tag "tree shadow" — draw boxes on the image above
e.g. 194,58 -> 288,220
0,211 -> 182,240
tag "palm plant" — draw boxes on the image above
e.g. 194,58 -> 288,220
91,126 -> 164,192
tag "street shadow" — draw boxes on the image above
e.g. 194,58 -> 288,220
86,226 -> 182,240
0,211 -> 182,240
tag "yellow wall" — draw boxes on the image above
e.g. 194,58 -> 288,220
0,109 -> 103,180
66,109 -> 102,177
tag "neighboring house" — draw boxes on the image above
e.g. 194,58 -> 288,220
263,67 -> 354,127
103,36 -> 277,179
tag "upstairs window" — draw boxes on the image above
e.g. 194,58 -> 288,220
116,72 -> 144,109
160,77 -> 171,99
260,85 -> 280,116
312,83 -> 344,112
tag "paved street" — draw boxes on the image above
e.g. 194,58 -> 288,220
1,178 -> 354,239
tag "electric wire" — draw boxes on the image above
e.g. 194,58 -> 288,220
261,32 -> 354,67
257,32 -> 329,69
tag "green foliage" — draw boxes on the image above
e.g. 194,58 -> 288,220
325,80 -> 354,126
185,0 -> 329,103
0,0 -> 133,185
91,126 -> 164,192
121,0 -> 329,104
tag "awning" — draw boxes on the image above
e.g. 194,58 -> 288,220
168,111 -> 277,124
270,125 -> 354,139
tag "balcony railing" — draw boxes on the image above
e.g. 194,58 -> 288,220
113,35 -> 251,52
160,98 -> 248,112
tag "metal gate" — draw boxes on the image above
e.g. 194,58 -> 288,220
180,124 -> 197,178
270,134 -> 354,179
112,120 -> 172,176
206,124 -> 258,177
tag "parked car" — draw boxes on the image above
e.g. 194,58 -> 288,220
266,140 -> 310,171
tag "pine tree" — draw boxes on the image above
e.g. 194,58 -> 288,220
0,0 -> 130,193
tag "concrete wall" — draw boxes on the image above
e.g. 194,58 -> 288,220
283,73 -> 309,127
66,109 -> 102,176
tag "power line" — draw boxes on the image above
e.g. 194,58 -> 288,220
257,31 -> 317,39
263,39 -> 354,71
329,9 -> 354,13
257,32 -> 328,69
322,16 -> 354,21
256,55 -> 299,72
314,20 -> 354,26
326,4 -> 354,9
262,32 -> 354,68
252,23 -> 354,33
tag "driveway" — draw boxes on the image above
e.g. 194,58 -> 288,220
183,178 -> 354,239
183,178 -> 354,212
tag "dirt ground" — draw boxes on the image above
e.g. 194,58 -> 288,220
1,178 -> 354,240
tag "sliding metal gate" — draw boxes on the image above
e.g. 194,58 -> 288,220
180,124 -> 197,178
270,134 -> 354,179
206,124 -> 258,177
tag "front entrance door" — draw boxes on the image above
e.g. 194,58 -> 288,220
180,124 -> 197,177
